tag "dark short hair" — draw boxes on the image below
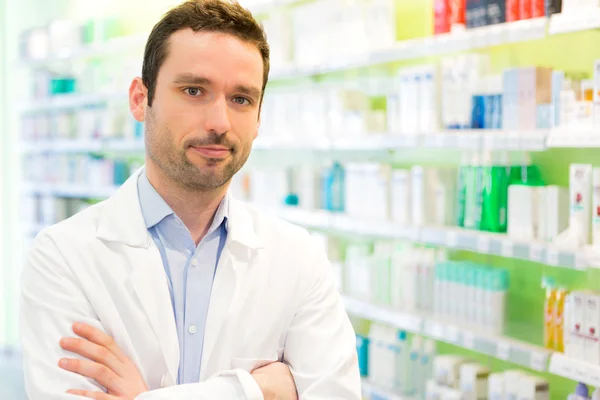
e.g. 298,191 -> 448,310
142,0 -> 270,107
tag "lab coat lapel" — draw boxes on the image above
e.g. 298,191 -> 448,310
97,167 -> 179,386
128,244 -> 180,386
201,199 -> 265,375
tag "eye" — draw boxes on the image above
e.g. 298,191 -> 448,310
232,96 -> 250,105
184,87 -> 202,96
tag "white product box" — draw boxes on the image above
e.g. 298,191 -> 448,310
459,363 -> 491,400
584,292 -> 600,365
519,375 -> 550,400
433,355 -> 468,388
391,169 -> 411,225
426,379 -> 442,400
411,166 -> 427,226
504,370 -> 524,400
488,373 -> 505,400
545,186 -> 570,241
567,291 -> 587,360
508,185 -> 540,241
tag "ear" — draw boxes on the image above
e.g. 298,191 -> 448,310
254,116 -> 260,140
129,77 -> 148,122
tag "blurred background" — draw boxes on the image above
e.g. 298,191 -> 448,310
5,0 -> 600,398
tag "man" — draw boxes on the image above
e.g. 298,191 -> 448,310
19,1 -> 361,399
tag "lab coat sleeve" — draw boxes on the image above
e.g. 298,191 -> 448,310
21,232 -> 265,400
135,369 -> 263,400
284,238 -> 362,399
20,232 -> 109,399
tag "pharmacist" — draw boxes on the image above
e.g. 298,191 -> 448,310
19,1 -> 360,399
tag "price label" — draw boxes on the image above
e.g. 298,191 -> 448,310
546,248 -> 559,266
446,326 -> 460,344
463,332 -> 475,350
497,342 -> 511,361
529,244 -> 544,263
477,236 -> 491,253
501,240 -> 514,258
575,364 -> 588,381
530,352 -> 547,371
587,365 -> 600,386
447,232 -> 458,248
426,321 -> 444,339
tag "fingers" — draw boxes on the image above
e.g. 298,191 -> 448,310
59,358 -> 123,394
71,323 -> 129,363
66,389 -> 117,400
60,337 -> 125,378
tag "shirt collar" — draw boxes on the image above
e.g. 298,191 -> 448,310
137,170 -> 229,233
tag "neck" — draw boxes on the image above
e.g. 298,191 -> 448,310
146,162 -> 228,245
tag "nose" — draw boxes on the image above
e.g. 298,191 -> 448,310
204,95 -> 231,135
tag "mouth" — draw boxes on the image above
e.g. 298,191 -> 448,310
189,146 -> 231,159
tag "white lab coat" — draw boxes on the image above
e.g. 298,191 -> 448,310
20,168 -> 361,400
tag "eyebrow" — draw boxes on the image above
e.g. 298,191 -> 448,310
173,73 -> 262,100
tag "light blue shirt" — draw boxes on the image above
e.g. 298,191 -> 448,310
137,171 -> 228,384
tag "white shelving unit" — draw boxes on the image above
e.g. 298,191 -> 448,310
19,91 -> 127,113
254,130 -> 549,152
344,296 -> 552,372
270,18 -> 548,80
361,379 -> 409,400
548,9 -> 600,35
547,131 -> 600,148
549,353 -> 600,387
271,207 -> 587,270
20,138 -> 146,154
22,182 -> 119,199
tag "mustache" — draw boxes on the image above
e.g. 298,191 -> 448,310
184,133 -> 234,149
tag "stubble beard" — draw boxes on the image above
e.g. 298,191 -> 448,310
145,108 -> 251,192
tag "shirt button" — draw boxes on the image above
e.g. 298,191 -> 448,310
191,259 -> 198,268
188,325 -> 197,335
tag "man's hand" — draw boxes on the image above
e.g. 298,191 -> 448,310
58,322 -> 149,400
251,362 -> 298,400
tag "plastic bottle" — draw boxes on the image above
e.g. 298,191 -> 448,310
395,331 -> 409,392
555,286 -> 568,353
543,277 -> 557,350
455,152 -> 470,227
464,152 -> 482,230
406,336 -> 422,396
568,382 -> 590,400
417,339 -> 436,399
480,152 -> 510,233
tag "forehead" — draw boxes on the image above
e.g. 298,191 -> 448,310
160,29 -> 264,88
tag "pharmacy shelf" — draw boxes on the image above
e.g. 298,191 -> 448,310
20,139 -> 104,154
270,18 -> 547,80
548,9 -> 600,35
361,379 -> 409,400
422,319 -> 551,372
344,296 -> 552,373
547,131 -> 600,148
19,33 -> 147,68
344,297 -> 423,333
22,182 -> 118,199
272,207 -> 587,270
549,353 -> 600,387
20,138 -> 145,154
20,92 -> 127,113
254,130 -> 549,152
